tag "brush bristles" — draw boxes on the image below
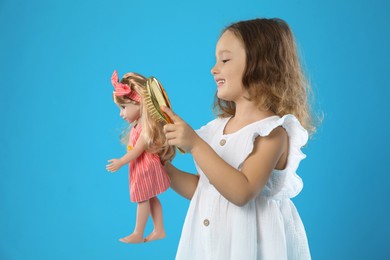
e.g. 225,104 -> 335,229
144,92 -> 166,123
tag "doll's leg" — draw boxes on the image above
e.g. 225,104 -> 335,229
144,197 -> 166,242
120,200 -> 150,243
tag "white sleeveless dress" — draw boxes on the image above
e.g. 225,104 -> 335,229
176,115 -> 311,260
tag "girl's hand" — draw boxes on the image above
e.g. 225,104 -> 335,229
162,106 -> 200,153
106,158 -> 124,173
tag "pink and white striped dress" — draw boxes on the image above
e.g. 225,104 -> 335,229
128,124 -> 170,202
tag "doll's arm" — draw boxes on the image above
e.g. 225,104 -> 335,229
106,135 -> 147,173
164,162 -> 199,200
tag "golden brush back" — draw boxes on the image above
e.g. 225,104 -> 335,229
145,77 -> 185,154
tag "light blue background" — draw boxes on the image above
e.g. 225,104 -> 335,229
1,0 -> 389,259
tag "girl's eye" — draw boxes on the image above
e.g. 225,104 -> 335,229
222,59 -> 230,63
121,106 -> 126,109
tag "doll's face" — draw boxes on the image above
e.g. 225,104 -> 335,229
211,30 -> 247,102
117,102 -> 140,123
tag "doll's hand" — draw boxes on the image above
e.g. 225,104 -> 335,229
106,159 -> 124,173
162,106 -> 200,153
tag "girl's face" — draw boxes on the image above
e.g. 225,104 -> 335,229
211,30 -> 247,102
117,101 -> 140,123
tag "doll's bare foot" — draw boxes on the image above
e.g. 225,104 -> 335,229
119,233 -> 144,244
144,230 -> 166,242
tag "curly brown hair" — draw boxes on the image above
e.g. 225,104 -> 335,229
214,18 -> 316,134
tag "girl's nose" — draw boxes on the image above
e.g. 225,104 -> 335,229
211,64 -> 219,75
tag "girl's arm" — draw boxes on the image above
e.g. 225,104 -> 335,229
162,107 -> 287,207
106,134 -> 147,173
164,162 -> 199,200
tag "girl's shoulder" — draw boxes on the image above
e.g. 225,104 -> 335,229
245,114 -> 309,170
244,114 -> 308,152
274,114 -> 308,147
250,114 -> 307,140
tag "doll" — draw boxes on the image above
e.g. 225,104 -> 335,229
106,70 -> 175,243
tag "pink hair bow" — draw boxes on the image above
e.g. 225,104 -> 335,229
111,70 -> 141,102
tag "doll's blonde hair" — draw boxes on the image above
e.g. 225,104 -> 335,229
113,72 -> 175,163
214,18 -> 317,134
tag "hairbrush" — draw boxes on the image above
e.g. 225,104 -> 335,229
145,77 -> 185,154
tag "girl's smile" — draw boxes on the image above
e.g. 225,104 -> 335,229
211,30 -> 246,102
215,78 -> 226,88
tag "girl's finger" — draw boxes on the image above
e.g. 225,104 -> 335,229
163,123 -> 176,133
165,132 -> 177,141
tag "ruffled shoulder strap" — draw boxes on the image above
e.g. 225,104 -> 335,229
255,115 -> 308,144
270,115 -> 308,172
239,114 -> 308,199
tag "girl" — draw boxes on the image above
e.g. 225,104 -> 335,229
163,18 -> 315,259
106,70 -> 175,243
